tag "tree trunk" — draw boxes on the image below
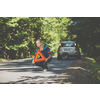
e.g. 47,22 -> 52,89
16,50 -> 19,59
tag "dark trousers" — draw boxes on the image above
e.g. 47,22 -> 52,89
35,57 -> 52,69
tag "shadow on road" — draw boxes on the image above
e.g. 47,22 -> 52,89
0,57 -> 76,74
0,57 -> 76,84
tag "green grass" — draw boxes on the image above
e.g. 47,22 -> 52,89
0,58 -> 14,62
0,58 -> 6,62
85,57 -> 100,83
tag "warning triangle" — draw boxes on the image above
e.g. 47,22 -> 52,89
33,49 -> 46,63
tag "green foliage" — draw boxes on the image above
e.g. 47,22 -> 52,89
85,57 -> 100,83
41,17 -> 71,55
0,58 -> 6,62
2,17 -> 100,60
67,17 -> 100,61
0,17 -> 72,59
94,56 -> 100,63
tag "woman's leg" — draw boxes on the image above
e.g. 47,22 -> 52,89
42,61 -> 48,69
43,57 -> 52,70
35,61 -> 48,69
35,62 -> 43,69
47,57 -> 52,63
35,57 -> 52,70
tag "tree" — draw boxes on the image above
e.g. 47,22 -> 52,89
0,17 -> 72,59
67,17 -> 100,62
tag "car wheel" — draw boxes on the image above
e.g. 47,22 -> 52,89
61,53 -> 69,60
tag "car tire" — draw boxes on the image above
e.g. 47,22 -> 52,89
61,53 -> 69,60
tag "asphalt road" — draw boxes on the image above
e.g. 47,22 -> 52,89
0,56 -> 76,84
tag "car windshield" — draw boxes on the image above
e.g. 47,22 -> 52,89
61,43 -> 75,47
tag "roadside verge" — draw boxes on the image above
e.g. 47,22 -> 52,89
57,57 -> 100,84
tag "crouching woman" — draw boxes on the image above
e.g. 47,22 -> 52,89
33,39 -> 52,71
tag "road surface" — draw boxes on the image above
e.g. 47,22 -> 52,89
0,56 -> 76,84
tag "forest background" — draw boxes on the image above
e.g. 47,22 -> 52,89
0,17 -> 100,63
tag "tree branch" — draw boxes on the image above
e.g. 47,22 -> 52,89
0,32 -> 14,49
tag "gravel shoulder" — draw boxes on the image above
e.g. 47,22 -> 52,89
57,57 -> 90,84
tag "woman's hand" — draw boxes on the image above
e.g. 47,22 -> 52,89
45,57 -> 51,62
43,58 -> 48,65
45,58 -> 48,62
32,59 -> 35,64
33,62 -> 35,64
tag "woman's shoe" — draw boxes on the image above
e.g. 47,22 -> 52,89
43,69 -> 48,72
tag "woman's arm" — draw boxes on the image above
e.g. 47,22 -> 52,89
45,52 -> 52,62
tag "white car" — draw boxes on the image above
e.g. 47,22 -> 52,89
57,41 -> 81,60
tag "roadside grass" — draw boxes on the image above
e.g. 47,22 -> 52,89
0,56 -> 34,62
0,57 -> 27,62
0,58 -> 7,62
61,56 -> 100,84
84,57 -> 100,83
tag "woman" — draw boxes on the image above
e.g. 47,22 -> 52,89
33,39 -> 52,71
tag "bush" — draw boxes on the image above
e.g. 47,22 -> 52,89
85,57 -> 100,83
94,56 -> 100,63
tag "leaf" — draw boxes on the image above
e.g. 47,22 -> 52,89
5,45 -> 10,50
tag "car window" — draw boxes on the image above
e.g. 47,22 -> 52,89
61,43 -> 75,47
